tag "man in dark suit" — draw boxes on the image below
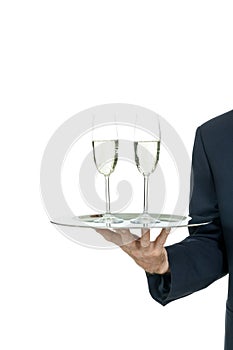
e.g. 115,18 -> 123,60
97,110 -> 232,349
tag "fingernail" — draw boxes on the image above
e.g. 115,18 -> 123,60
165,227 -> 171,233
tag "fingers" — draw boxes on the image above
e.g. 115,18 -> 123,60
95,228 -> 138,247
95,229 -> 122,246
153,227 -> 171,251
112,229 -> 140,257
140,229 -> 150,248
113,229 -> 138,245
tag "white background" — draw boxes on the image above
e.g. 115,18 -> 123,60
1,1 -> 232,349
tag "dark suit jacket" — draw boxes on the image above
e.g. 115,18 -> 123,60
146,110 -> 233,349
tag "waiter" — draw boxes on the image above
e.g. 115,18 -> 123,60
97,110 -> 232,349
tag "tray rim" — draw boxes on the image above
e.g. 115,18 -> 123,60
50,213 -> 212,229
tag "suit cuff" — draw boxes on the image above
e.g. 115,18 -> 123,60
145,270 -> 171,306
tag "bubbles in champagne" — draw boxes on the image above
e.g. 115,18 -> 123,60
134,140 -> 160,176
92,140 -> 119,176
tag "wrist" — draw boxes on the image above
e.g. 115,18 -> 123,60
146,264 -> 170,275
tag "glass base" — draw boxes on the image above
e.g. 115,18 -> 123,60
130,213 -> 160,225
94,213 -> 123,225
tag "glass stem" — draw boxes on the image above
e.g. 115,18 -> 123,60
143,175 -> 149,214
105,175 -> 111,214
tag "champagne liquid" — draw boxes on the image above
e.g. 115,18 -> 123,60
92,140 -> 119,176
134,140 -> 160,176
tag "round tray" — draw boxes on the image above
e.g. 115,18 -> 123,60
50,213 -> 211,229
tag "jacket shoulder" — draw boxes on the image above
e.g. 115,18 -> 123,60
199,109 -> 233,133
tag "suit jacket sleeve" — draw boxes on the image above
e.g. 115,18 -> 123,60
146,126 -> 228,306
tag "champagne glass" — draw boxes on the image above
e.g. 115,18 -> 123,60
131,115 -> 161,225
92,116 -> 123,225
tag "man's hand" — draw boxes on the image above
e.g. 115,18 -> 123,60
96,228 -> 170,275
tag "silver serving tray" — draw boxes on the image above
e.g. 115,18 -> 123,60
50,213 -> 211,229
